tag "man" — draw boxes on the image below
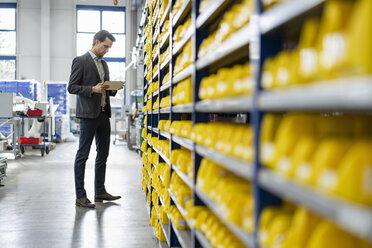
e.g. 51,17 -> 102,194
68,30 -> 121,208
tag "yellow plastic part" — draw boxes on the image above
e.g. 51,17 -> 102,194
317,0 -> 354,79
309,138 -> 352,188
306,221 -> 357,248
345,0 -> 372,75
280,208 -> 321,248
334,141 -> 372,205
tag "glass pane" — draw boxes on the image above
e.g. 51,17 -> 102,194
0,60 -> 16,80
0,31 -> 16,55
105,34 -> 125,58
102,11 -> 125,34
77,10 -> 100,32
107,62 -> 125,81
0,8 -> 16,30
76,33 -> 94,56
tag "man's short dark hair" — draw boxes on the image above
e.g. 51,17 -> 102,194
92,30 -> 116,47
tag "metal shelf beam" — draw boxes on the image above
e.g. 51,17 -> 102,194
173,28 -> 193,56
172,165 -> 193,189
172,135 -> 194,151
260,0 -> 326,34
195,95 -> 254,113
195,144 -> 253,181
195,188 -> 255,247
159,3 -> 170,27
160,81 -> 171,92
196,0 -> 231,29
172,103 -> 193,113
160,107 -> 171,113
259,169 -> 372,242
173,65 -> 193,84
196,24 -> 252,70
172,0 -> 191,28
258,77 -> 372,111
195,230 -> 213,248
160,32 -> 170,49
159,130 -> 171,139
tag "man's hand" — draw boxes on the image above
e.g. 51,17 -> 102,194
92,82 -> 109,93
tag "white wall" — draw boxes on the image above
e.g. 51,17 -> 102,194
0,0 -> 129,83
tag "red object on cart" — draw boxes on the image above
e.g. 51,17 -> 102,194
20,137 -> 40,145
27,109 -> 43,116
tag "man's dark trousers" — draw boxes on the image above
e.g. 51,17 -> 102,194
74,110 -> 110,199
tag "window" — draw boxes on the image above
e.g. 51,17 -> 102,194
0,3 -> 17,80
76,5 -> 126,82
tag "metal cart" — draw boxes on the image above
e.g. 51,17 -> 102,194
0,117 -> 21,159
0,157 -> 7,185
20,116 -> 53,157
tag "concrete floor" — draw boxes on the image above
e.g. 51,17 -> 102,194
0,138 -> 158,248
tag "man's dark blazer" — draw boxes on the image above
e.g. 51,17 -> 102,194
68,52 -> 117,118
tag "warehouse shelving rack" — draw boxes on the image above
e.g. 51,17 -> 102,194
140,0 -> 372,247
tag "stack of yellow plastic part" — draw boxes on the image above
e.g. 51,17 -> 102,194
151,1 -> 159,24
141,127 -> 147,139
143,115 -> 148,126
165,120 -> 171,132
156,162 -> 171,188
160,95 -> 170,108
170,120 -> 193,139
151,136 -> 159,148
160,20 -> 170,44
196,158 -> 254,232
147,0 -> 154,13
156,204 -> 169,225
174,40 -> 193,75
345,0 -> 372,75
160,46 -> 170,65
145,67 -> 152,82
191,122 -> 254,162
153,97 -> 159,110
142,152 -> 148,166
199,62 -> 253,100
155,219 -> 167,242
157,139 -> 170,158
172,0 -> 184,17
170,171 -> 192,207
170,148 -> 193,179
169,205 -> 189,230
142,98 -> 152,112
158,120 -> 170,131
144,52 -> 151,68
153,43 -> 159,56
259,206 -> 372,248
173,18 -> 192,47
184,201 -> 207,227
141,140 -> 147,153
199,0 -> 254,58
162,71 -> 170,85
262,0 -> 372,89
172,77 -> 192,105
153,63 -> 159,75
192,206 -> 245,248
261,113 -> 372,206
141,166 -> 150,192
199,0 -> 213,13
158,0 -> 169,22
146,81 -> 159,99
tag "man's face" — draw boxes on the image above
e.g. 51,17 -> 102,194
94,37 -> 113,59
